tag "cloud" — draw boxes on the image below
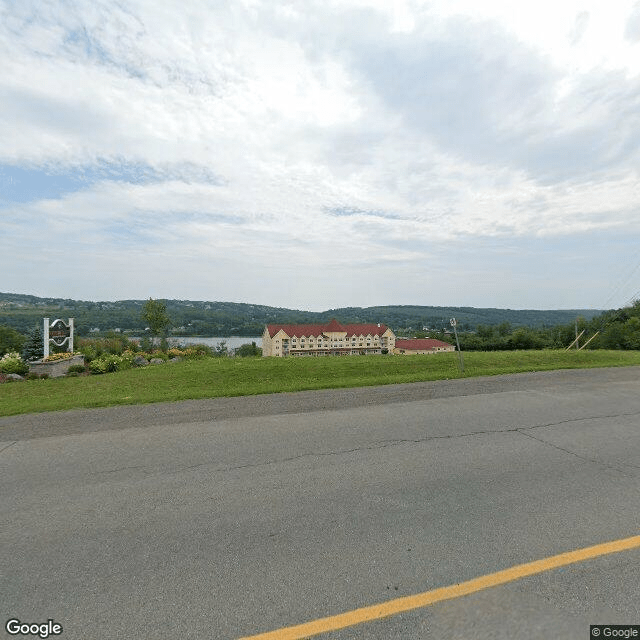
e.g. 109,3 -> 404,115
626,1 -> 640,42
0,0 -> 639,308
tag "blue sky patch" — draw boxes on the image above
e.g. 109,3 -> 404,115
0,161 -> 165,208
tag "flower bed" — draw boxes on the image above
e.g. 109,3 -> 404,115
43,352 -> 76,362
29,354 -> 85,378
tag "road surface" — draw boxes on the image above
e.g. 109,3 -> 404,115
2,367 -> 639,639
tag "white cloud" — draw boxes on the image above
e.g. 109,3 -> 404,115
1,0 -> 639,308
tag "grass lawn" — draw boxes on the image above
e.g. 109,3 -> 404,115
1,350 -> 639,417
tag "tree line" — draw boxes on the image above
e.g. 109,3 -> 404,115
2,299 -> 639,359
0,292 -> 602,338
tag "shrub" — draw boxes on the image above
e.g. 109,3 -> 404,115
1,325 -> 26,358
88,353 -> 132,374
78,335 -> 138,361
183,344 -> 212,359
0,352 -> 29,376
235,342 -> 262,357
67,364 -> 86,374
80,343 -> 99,362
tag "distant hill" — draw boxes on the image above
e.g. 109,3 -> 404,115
0,292 -> 603,336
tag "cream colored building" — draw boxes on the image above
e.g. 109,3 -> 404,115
262,319 -> 396,357
393,338 -> 455,355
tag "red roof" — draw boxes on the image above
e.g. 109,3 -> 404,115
266,319 -> 390,338
395,338 -> 453,350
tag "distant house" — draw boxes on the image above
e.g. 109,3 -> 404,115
262,319 -> 396,357
394,338 -> 455,355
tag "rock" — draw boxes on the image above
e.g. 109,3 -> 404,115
133,355 -> 149,366
170,357 -> 182,362
7,373 -> 25,381
149,358 -> 165,365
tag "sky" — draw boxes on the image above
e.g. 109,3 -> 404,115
1,0 -> 639,311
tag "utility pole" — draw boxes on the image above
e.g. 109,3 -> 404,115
450,318 -> 464,374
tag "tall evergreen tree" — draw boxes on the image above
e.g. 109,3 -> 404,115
22,325 -> 44,361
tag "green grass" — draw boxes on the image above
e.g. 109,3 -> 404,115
2,350 -> 639,417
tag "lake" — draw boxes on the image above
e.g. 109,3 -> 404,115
168,336 -> 262,350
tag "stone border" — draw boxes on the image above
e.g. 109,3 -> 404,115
28,355 -> 85,378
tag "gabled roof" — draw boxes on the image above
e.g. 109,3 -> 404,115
266,319 -> 391,339
395,338 -> 453,350
324,318 -> 344,333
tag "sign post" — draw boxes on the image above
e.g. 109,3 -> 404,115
43,317 -> 74,358
450,318 -> 464,374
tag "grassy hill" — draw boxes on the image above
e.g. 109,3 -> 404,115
0,292 -> 603,337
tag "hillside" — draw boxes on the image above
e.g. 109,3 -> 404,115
0,292 -> 603,337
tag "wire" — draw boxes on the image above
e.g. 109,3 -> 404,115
601,255 -> 640,310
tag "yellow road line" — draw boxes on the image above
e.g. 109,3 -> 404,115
239,534 -> 640,640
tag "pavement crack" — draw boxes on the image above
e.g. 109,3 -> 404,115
515,431 -> 633,476
165,410 -> 640,478
166,430 -> 519,477
520,410 -> 640,433
0,440 -> 17,455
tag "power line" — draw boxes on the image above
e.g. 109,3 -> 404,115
601,254 -> 640,310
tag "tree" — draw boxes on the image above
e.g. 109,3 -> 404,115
235,341 -> 262,357
497,321 -> 512,337
214,340 -> 228,357
141,298 -> 172,345
0,325 -> 25,358
21,326 -> 43,361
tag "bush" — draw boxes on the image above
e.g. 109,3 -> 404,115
80,343 -> 99,362
0,352 -> 29,376
1,325 -> 26,358
183,345 -> 212,359
78,335 -> 137,361
88,353 -> 132,374
235,342 -> 262,357
67,364 -> 86,374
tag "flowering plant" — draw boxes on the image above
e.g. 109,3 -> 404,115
0,352 -> 29,375
43,352 -> 76,362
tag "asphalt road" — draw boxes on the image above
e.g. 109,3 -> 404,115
2,367 -> 639,639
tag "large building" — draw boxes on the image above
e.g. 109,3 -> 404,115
262,319 -> 396,357
393,338 -> 455,355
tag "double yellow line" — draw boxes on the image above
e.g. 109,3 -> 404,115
240,534 -> 640,640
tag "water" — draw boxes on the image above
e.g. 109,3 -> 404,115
167,336 -> 262,350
